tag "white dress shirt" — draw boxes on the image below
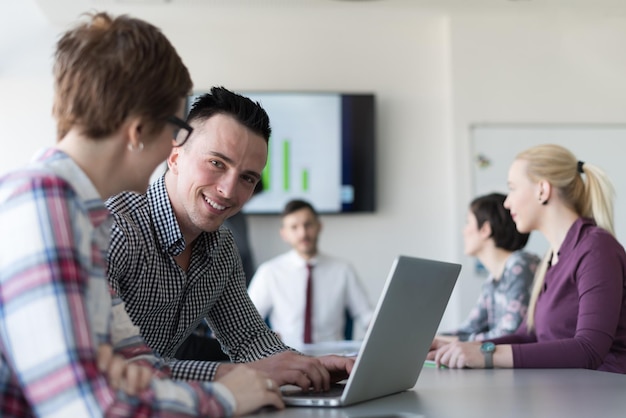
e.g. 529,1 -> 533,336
248,250 -> 373,347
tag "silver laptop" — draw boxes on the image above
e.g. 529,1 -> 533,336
281,255 -> 461,407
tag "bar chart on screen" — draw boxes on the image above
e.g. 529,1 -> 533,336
187,91 -> 376,214
243,92 -> 344,214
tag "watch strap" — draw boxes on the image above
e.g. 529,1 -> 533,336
480,342 -> 495,369
483,351 -> 494,369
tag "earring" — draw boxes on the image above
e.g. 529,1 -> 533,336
128,141 -> 144,152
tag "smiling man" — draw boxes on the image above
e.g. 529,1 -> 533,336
106,87 -> 354,391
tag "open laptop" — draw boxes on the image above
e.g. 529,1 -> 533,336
282,255 -> 461,407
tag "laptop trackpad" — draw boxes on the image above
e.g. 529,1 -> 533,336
283,382 -> 346,397
282,382 -> 346,406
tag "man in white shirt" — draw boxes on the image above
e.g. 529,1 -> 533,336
248,199 -> 373,347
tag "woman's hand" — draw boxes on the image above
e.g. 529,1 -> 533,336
217,365 -> 285,416
426,335 -> 458,361
97,344 -> 153,396
433,341 -> 483,369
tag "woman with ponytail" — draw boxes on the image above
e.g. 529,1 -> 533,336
431,144 -> 626,373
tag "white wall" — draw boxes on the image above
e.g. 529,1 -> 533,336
0,1 -> 56,170
144,5 -> 458,329
1,1 -> 460,329
4,1 -> 626,331
449,11 -> 626,318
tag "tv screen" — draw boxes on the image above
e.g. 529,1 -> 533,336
187,91 -> 376,214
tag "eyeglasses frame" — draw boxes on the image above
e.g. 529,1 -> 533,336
167,115 -> 194,147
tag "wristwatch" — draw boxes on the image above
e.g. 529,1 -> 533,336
480,342 -> 496,369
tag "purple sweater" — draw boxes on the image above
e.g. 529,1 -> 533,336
490,218 -> 626,373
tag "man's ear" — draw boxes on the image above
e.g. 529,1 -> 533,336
279,224 -> 288,243
167,144 -> 180,174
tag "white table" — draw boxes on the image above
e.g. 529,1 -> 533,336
252,367 -> 626,418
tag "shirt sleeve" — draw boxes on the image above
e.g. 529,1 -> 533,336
206,244 -> 292,363
0,175 -> 116,416
344,264 -> 374,329
109,294 -> 172,376
478,259 -> 530,340
489,319 -> 537,345
247,263 -> 273,319
106,222 -> 127,296
510,237 -> 624,369
0,175 -> 235,417
169,241 -> 291,381
471,254 -> 535,341
453,283 -> 490,341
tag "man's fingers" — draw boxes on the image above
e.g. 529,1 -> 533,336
300,360 -> 330,391
267,391 -> 285,410
276,370 -> 312,391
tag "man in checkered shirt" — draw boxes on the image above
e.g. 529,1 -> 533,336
106,87 -> 354,392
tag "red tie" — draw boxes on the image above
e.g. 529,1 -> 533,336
303,263 -> 313,344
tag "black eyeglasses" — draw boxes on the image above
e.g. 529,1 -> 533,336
167,115 -> 194,146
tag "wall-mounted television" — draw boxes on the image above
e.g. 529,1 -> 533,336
187,91 -> 376,214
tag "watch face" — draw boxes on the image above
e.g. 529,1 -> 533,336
481,342 -> 496,353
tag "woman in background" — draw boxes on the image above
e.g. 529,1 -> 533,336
435,193 -> 539,344
431,144 -> 626,373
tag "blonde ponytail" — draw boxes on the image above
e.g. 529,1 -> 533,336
526,251 -> 551,330
516,145 -> 616,330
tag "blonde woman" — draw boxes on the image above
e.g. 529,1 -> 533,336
433,144 -> 626,373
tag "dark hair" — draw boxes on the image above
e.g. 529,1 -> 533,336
53,12 -> 192,141
470,192 -> 530,251
187,86 -> 271,143
253,177 -> 264,196
282,199 -> 318,218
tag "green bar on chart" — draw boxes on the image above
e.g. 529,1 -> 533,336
262,142 -> 271,191
282,140 -> 290,191
301,169 -> 309,191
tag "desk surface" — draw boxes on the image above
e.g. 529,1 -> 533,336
253,368 -> 626,418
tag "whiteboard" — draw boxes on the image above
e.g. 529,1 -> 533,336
471,124 -> 626,259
